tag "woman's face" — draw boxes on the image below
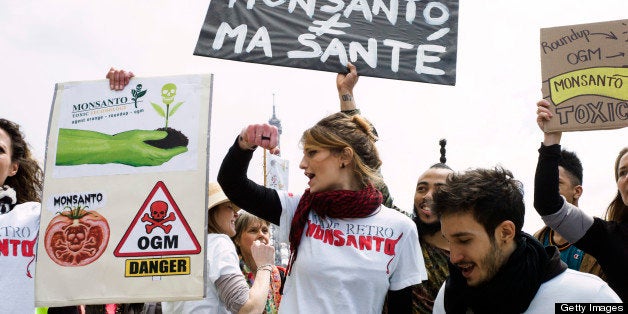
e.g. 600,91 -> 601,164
299,145 -> 346,193
212,202 -> 239,237
617,151 -> 628,205
0,127 -> 18,186
236,220 -> 270,261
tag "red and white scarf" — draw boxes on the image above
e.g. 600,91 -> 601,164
287,184 -> 383,273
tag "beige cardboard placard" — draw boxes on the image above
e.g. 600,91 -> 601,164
35,74 -> 212,307
540,19 -> 627,132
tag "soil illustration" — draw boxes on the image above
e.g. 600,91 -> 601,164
145,127 -> 189,149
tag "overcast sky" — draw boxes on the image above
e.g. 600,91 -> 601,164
2,0 -> 626,233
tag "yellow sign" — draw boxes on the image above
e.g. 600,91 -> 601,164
125,257 -> 191,277
549,67 -> 628,105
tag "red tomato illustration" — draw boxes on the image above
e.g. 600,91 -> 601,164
44,206 -> 110,266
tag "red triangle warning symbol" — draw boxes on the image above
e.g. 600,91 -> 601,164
114,181 -> 201,257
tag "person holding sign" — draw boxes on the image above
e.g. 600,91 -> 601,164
532,149 -> 605,278
337,62 -> 451,313
218,112 -> 426,313
535,99 -> 628,301
336,62 -> 400,211
162,182 -> 275,314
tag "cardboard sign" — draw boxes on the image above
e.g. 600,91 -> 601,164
195,0 -> 459,85
36,74 -> 212,306
540,19 -> 627,132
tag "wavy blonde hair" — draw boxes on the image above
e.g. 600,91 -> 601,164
301,112 -> 383,188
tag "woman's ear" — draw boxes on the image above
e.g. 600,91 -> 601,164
8,162 -> 18,177
340,147 -> 354,167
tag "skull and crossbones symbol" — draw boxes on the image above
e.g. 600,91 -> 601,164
141,200 -> 175,234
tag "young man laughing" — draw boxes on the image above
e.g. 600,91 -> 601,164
431,167 -> 619,313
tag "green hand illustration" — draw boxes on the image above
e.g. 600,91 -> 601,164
56,128 -> 188,167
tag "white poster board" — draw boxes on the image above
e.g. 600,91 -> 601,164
35,74 -> 212,306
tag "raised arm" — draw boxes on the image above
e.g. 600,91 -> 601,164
337,62 -> 358,112
336,63 -> 400,210
218,124 -> 282,225
533,99 -> 565,215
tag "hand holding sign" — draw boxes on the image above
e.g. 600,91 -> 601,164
536,100 -> 562,146
337,62 -> 359,96
106,67 -> 135,91
337,62 -> 359,111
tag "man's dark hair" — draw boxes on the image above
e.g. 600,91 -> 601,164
429,139 -> 452,170
559,149 -> 583,186
433,167 -> 525,239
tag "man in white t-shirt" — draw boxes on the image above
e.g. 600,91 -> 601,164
431,167 -> 620,313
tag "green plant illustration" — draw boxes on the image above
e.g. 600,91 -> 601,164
131,84 -> 147,108
150,83 -> 184,128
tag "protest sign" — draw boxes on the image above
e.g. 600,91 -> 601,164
540,19 -> 627,132
195,0 -> 459,85
35,74 -> 212,306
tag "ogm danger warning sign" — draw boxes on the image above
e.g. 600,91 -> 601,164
114,181 -> 201,257
125,257 -> 191,277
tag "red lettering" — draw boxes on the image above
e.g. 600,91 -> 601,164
323,229 -> 334,244
384,233 -> 403,256
0,239 -> 38,257
333,229 -> 345,246
10,239 -> 20,256
346,235 -> 358,248
0,239 -> 7,256
21,239 -> 36,257
313,225 -> 324,240
306,220 -> 317,237
359,236 -> 372,250
373,236 -> 384,252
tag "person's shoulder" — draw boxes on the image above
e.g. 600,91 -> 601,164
380,206 -> 413,220
532,269 -> 621,304
378,206 -> 416,227
543,269 -> 616,294
3,202 -> 41,219
15,201 -> 40,211
207,234 -> 235,249
592,217 -> 627,232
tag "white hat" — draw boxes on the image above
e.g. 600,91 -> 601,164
207,182 -> 237,211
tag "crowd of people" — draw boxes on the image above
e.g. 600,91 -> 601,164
1,64 -> 625,314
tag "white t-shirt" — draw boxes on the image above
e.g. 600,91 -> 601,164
0,202 -> 40,314
276,191 -> 427,314
433,269 -> 621,313
162,234 -> 242,314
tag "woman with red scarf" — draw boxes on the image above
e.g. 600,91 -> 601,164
218,112 -> 427,313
